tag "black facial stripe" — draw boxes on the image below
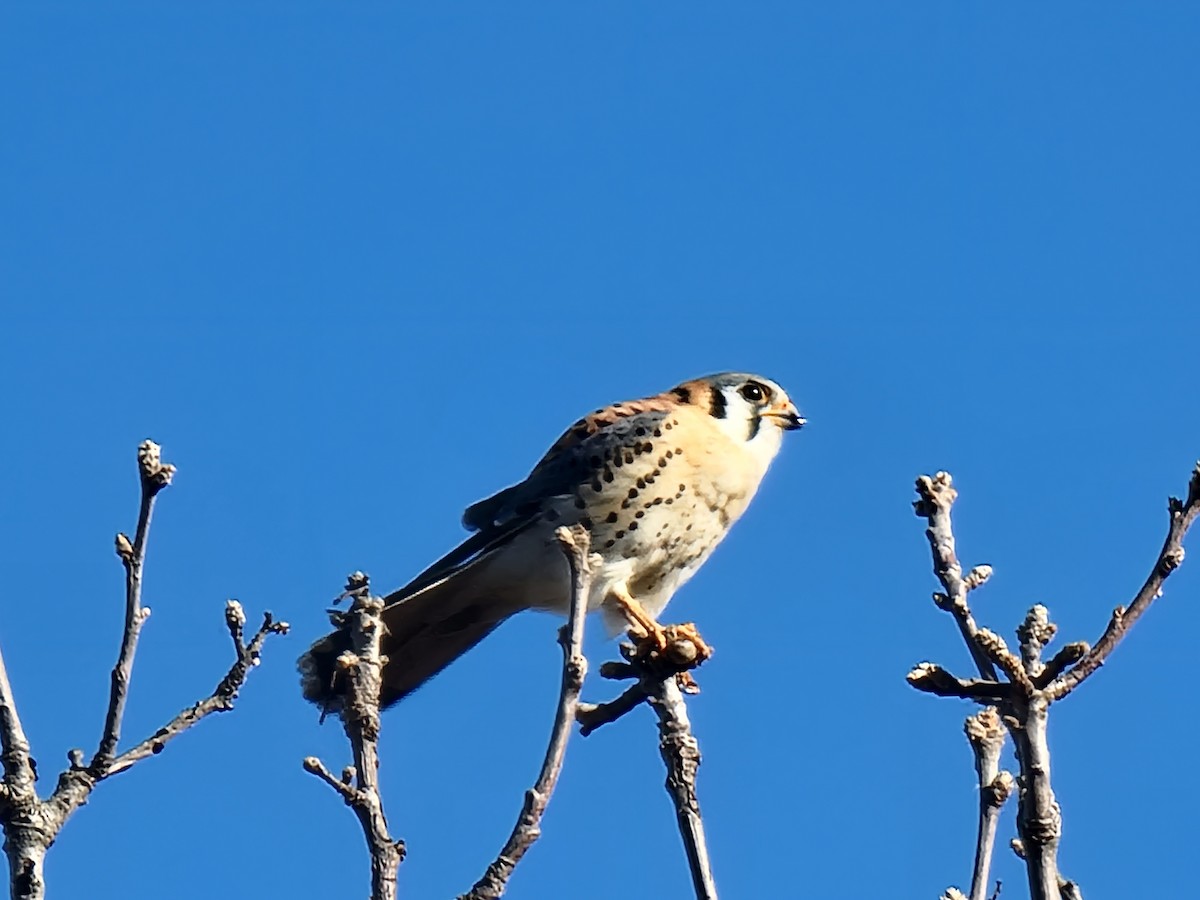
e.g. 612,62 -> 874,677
708,385 -> 727,419
747,412 -> 761,441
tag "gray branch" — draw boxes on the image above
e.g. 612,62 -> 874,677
304,573 -> 405,900
0,441 -> 286,900
964,709 -> 1013,900
460,526 -> 592,900
911,466 -> 1199,900
578,627 -> 718,899
1047,462 -> 1200,699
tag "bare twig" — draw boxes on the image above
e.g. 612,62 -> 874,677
304,573 -> 405,900
93,440 -> 174,769
964,709 -> 1013,900
906,664 -> 1011,701
0,441 -> 285,900
914,473 -> 999,682
461,526 -> 592,900
97,606 -> 289,778
1048,462 -> 1200,699
645,669 -> 717,900
576,683 -> 646,736
579,627 -> 717,899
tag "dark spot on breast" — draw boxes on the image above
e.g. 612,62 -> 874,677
636,477 -> 646,489
603,468 -> 614,483
664,421 -> 674,431
678,484 -> 687,493
591,479 -> 602,492
635,510 -> 645,519
653,427 -> 663,437
624,452 -> 634,464
628,487 -> 639,499
615,530 -> 625,539
604,539 -> 616,549
627,521 -> 638,531
579,515 -> 593,529
605,511 -> 619,523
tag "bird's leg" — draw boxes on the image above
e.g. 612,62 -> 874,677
606,584 -> 668,650
606,586 -> 713,665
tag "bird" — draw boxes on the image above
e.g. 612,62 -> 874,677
298,372 -> 804,712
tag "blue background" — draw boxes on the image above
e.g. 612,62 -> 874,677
2,4 -> 1198,898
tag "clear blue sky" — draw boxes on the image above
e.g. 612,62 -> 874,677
3,4 -> 1198,898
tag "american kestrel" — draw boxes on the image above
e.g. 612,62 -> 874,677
300,372 -> 803,710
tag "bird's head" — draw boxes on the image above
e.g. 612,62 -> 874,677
671,372 -> 804,470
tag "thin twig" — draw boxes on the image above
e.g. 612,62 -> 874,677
460,526 -> 592,900
576,684 -> 647,736
92,440 -> 174,770
964,709 -> 1013,900
97,607 -> 289,778
1048,462 -> 1200,699
914,473 -> 999,682
304,573 -> 405,900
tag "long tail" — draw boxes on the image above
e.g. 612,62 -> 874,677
298,562 -> 527,711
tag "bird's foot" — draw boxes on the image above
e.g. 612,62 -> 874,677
627,621 -> 713,673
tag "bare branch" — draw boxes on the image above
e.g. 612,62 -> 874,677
461,526 -> 592,900
304,574 -> 405,900
0,441 -> 283,900
96,608 -> 289,778
93,440 -> 175,770
1013,695 -> 1062,900
914,473 -> 999,681
1049,462 -> 1200,699
964,708 -> 1013,900
645,670 -> 718,900
906,664 -> 1010,701
576,684 -> 647,736
1032,643 -> 1088,690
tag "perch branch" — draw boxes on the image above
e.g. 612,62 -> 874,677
646,668 -> 718,900
1048,462 -> 1200,699
460,526 -> 592,900
579,627 -> 717,899
304,573 -> 405,900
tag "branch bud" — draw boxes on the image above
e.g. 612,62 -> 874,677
963,564 -> 994,591
114,532 -> 134,561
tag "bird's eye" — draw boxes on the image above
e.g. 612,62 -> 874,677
739,381 -> 769,404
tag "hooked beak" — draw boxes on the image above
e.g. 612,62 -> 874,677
763,401 -> 805,431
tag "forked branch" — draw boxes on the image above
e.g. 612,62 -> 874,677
0,441 -> 286,900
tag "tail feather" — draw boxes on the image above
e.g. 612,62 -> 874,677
299,566 -> 526,713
